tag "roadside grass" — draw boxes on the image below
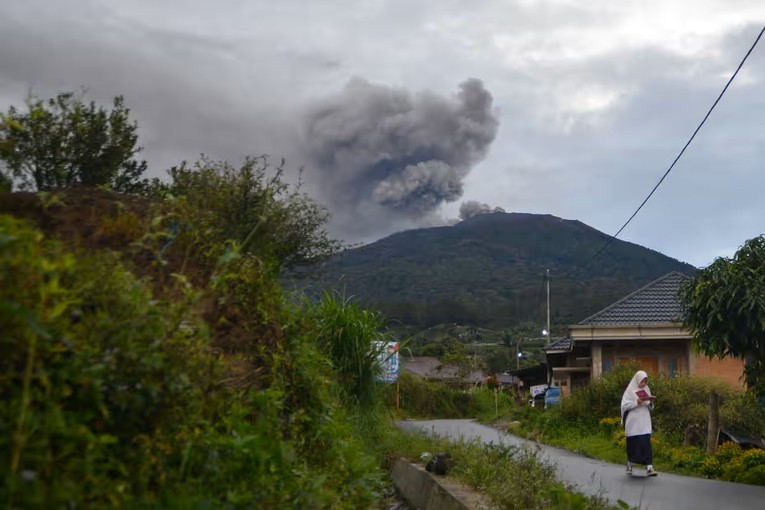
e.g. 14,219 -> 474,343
380,422 -> 634,510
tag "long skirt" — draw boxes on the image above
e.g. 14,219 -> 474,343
626,434 -> 653,465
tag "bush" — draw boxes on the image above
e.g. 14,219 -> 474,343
559,365 -> 637,426
396,371 -> 482,418
649,374 -> 734,442
0,215 -> 215,506
0,214 -> 387,507
662,446 -> 706,470
558,366 -> 763,449
720,448 -> 765,483
161,156 -> 341,272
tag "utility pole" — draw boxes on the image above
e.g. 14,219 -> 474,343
545,269 -> 551,346
516,337 -> 521,370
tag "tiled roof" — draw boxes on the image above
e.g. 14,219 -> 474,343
543,336 -> 573,352
579,272 -> 693,326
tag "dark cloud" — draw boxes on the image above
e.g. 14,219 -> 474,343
301,78 -> 499,237
2,1 -> 764,264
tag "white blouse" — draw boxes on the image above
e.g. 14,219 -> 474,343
622,400 -> 653,437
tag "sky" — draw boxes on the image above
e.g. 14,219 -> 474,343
1,0 -> 764,268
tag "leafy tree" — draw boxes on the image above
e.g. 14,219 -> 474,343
161,155 -> 343,271
440,340 -> 482,377
680,236 -> 765,397
0,92 -> 147,192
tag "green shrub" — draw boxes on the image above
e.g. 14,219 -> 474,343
163,156 -> 341,272
557,366 -> 762,449
0,214 -> 387,507
559,365 -> 637,426
396,371 -> 483,418
0,215 -> 215,507
662,446 -> 706,470
718,447 -> 765,483
649,375 -> 734,442
701,456 -> 722,478
714,441 -> 743,464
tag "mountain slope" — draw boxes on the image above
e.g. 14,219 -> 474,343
294,212 -> 697,329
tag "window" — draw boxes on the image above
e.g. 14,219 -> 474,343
602,359 -> 612,374
667,358 -> 678,378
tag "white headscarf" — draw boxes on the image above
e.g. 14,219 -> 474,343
621,370 -> 651,422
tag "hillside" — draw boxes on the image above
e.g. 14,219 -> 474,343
293,211 -> 697,330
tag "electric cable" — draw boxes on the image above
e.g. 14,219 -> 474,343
583,25 -> 765,267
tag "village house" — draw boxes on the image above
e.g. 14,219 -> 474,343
544,272 -> 746,395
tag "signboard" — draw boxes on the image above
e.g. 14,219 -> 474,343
376,341 -> 399,383
529,384 -> 547,397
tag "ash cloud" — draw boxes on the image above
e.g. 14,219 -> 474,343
459,200 -> 505,220
301,78 -> 499,238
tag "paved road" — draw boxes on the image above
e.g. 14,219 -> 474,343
398,419 -> 765,510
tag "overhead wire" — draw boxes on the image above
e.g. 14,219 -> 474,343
582,24 -> 765,267
539,25 -> 765,337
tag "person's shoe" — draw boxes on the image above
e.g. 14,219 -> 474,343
626,464 -> 633,475
646,466 -> 658,477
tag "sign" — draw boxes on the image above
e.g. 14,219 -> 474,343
530,384 -> 547,397
376,341 -> 399,382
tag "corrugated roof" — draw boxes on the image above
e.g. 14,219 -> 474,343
579,271 -> 692,326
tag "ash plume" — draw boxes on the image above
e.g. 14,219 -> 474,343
301,78 -> 499,238
459,200 -> 505,220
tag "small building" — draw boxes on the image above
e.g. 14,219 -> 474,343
545,272 -> 746,395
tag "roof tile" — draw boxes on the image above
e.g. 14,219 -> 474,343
543,336 -> 572,351
578,272 -> 692,326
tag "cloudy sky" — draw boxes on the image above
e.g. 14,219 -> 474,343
2,0 -> 764,267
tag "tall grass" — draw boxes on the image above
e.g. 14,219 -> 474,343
310,290 -> 388,409
379,423 -> 629,510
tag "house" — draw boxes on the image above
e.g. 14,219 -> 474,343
544,272 -> 746,395
400,356 -> 486,386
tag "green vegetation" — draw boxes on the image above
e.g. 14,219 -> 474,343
1,87 -> 633,509
382,426 -> 629,510
402,323 -> 547,374
494,366 -> 765,485
146,156 -> 342,271
385,374 -> 634,508
0,123 -> 392,507
0,92 -> 148,193
9,87 -> 762,508
680,235 -> 765,397
292,211 -> 697,330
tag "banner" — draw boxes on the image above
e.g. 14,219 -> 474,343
376,341 -> 399,383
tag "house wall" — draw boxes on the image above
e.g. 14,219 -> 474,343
598,340 -> 690,379
691,356 -> 746,390
550,346 -> 592,395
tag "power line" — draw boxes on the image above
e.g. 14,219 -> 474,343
585,25 -> 765,267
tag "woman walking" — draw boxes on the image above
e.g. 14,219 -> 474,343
621,370 -> 657,476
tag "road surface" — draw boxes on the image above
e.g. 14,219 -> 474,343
398,419 -> 765,510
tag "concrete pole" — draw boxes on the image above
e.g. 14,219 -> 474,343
546,269 -> 551,345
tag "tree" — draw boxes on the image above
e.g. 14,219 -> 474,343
679,236 -> 765,397
0,92 -> 147,192
163,155 -> 343,271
